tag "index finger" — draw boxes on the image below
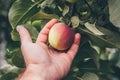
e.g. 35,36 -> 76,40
36,19 -> 58,44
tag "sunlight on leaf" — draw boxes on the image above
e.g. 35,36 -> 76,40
40,0 -> 54,9
62,5 -> 69,16
81,72 -> 99,80
108,0 -> 120,28
84,22 -> 104,35
71,16 -> 80,28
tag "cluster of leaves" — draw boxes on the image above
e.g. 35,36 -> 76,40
1,0 -> 120,80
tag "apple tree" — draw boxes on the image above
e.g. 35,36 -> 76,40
1,0 -> 120,80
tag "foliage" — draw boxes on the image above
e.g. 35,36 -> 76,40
0,0 -> 120,80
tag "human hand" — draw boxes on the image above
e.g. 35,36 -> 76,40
16,19 -> 81,80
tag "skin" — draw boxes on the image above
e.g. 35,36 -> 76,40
16,19 -> 81,80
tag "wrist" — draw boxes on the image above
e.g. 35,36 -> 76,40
23,65 -> 47,80
19,64 -> 59,80
19,70 -> 43,80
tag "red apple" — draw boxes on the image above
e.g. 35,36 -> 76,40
48,23 -> 75,50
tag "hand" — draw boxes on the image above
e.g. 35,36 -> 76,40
16,19 -> 81,80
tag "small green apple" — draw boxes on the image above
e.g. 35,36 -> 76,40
48,23 -> 75,51
32,20 -> 41,31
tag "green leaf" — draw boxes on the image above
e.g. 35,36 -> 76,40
81,72 -> 99,80
31,11 -> 59,21
77,24 -> 120,48
5,42 -> 20,59
84,22 -> 104,35
108,49 -> 120,64
79,59 -> 98,73
77,42 -> 100,69
62,5 -> 69,16
40,0 -> 54,9
11,30 -> 20,41
108,0 -> 120,28
99,60 -> 113,73
116,58 -> 120,68
12,48 -> 25,68
71,16 -> 80,28
108,49 -> 120,68
0,72 -> 18,80
8,0 -> 42,29
32,20 -> 42,31
11,24 -> 39,41
88,48 -> 100,69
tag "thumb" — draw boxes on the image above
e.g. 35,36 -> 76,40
16,25 -> 32,44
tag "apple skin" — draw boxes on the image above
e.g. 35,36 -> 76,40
48,23 -> 75,50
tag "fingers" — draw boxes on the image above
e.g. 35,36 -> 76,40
67,33 -> 81,61
36,19 -> 58,44
16,25 -> 32,44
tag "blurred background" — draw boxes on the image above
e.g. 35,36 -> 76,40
0,0 -> 17,77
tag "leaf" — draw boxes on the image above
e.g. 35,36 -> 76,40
11,30 -> 20,41
11,24 -> 39,41
116,58 -> 120,68
84,22 -> 104,35
32,20 -> 42,31
108,0 -> 120,28
77,25 -> 120,48
71,43 -> 100,78
62,5 -> 69,16
79,59 -> 98,73
81,72 -> 99,80
88,48 -> 100,69
31,11 -> 59,21
77,42 -> 100,69
8,0 -> 42,29
40,0 -> 54,9
99,60 -> 113,73
71,16 -> 80,28
108,49 -> 120,64
5,42 -> 20,59
108,49 -> 120,68
0,72 -> 18,80
12,48 -> 25,68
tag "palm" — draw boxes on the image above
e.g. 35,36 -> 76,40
22,42 -> 74,78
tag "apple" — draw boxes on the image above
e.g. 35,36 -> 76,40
48,23 -> 75,50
